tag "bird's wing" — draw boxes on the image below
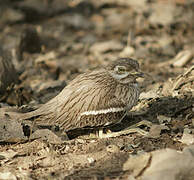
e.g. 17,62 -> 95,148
23,70 -> 126,130
54,71 -> 126,130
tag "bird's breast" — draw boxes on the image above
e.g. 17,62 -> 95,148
116,83 -> 140,111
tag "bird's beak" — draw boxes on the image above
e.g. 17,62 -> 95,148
134,71 -> 144,78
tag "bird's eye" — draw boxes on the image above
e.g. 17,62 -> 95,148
115,66 -> 126,74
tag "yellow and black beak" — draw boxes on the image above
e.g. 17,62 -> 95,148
132,71 -> 144,78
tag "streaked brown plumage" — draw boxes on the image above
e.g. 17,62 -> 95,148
19,58 -> 143,132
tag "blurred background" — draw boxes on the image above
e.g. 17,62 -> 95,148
0,1 -> 194,179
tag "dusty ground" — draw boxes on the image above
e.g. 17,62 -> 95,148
0,0 -> 194,179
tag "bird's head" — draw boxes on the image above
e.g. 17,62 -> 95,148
107,58 -> 144,84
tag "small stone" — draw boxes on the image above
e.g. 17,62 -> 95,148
119,46 -> 135,57
157,115 -> 171,124
140,90 -> 160,100
30,129 -> 63,144
180,133 -> 194,145
0,172 -> 17,180
0,150 -> 18,161
90,40 -> 124,54
148,125 -> 169,138
149,2 -> 176,25
184,128 -> 192,134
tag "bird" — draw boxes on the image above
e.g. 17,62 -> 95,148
19,58 -> 144,136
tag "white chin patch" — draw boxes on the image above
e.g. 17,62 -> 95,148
80,107 -> 124,116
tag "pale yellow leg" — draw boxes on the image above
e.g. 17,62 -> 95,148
97,120 -> 152,138
84,120 -> 152,139
98,128 -> 148,138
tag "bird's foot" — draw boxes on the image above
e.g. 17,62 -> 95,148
101,120 -> 152,138
86,120 -> 152,139
97,128 -> 148,138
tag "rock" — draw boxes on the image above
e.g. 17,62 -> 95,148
192,118 -> 194,127
179,132 -> 194,145
123,145 -> 194,180
91,0 -> 147,8
183,145 -> 194,156
16,0 -> 68,21
123,153 -> 151,176
90,40 -> 124,54
162,65 -> 194,96
0,150 -> 18,162
0,172 -> 17,180
142,147 -> 194,180
172,50 -> 193,67
119,46 -> 135,57
80,34 -> 97,44
157,36 -> 175,56
149,2 -> 176,25
0,7 -> 24,24
139,90 -> 160,100
59,14 -> 93,30
148,124 -> 170,138
30,129 -> 63,144
104,12 -> 129,32
0,115 -> 26,142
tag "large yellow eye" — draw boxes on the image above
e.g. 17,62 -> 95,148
115,66 -> 126,74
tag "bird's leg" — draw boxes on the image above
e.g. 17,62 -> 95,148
87,124 -> 149,139
106,120 -> 152,138
96,120 -> 152,138
88,130 -> 100,139
87,114 -> 152,138
88,128 -> 109,139
97,127 -> 148,138
98,128 -> 103,138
